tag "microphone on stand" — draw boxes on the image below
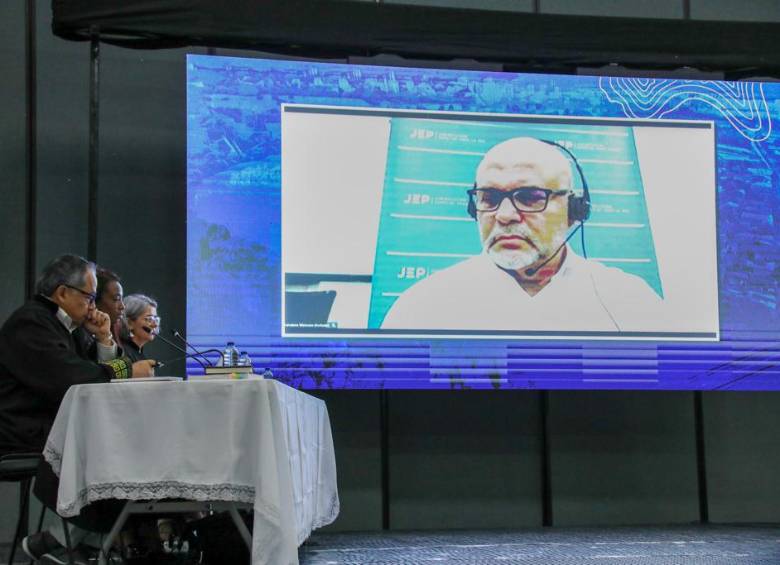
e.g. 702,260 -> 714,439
160,351 -> 219,366
142,326 -> 208,370
171,329 -> 214,367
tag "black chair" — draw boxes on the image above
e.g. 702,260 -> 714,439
0,453 -> 42,565
0,453 -> 75,565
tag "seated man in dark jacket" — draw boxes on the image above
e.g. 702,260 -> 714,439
0,254 -> 156,563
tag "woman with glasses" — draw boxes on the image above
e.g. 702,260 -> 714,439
118,294 -> 160,364
118,293 -> 200,558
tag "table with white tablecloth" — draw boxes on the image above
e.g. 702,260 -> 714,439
42,378 -> 339,565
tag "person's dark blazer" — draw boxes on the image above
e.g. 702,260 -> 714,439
0,296 -> 126,456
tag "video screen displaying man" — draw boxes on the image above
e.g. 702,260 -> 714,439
381,136 -> 664,332
281,107 -> 718,339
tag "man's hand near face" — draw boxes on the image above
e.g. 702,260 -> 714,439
83,309 -> 114,346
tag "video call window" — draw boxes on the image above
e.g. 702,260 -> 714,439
281,106 -> 719,341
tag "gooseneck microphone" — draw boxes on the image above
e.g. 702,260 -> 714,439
523,222 -> 584,278
162,348 -> 224,368
172,329 -> 214,367
141,326 -> 208,370
159,351 -> 221,367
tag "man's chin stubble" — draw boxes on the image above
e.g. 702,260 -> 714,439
486,247 -> 540,272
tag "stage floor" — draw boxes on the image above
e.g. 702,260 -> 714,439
299,525 -> 780,564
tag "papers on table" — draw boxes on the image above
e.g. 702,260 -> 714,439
111,376 -> 184,383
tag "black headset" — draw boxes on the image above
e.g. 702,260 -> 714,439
467,139 -> 591,225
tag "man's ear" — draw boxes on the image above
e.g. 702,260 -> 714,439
50,285 -> 68,307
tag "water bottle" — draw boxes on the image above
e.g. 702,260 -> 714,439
228,342 -> 240,367
262,367 -> 273,379
222,342 -> 239,367
238,351 -> 252,368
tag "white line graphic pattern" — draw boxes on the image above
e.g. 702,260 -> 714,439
598,78 -> 772,142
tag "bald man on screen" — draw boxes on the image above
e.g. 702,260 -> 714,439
381,137 -> 664,333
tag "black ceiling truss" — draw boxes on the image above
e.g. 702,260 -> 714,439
52,0 -> 780,79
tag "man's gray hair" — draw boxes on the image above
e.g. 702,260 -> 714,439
119,294 -> 159,342
35,254 -> 95,297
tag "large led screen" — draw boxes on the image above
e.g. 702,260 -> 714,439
187,54 -> 780,390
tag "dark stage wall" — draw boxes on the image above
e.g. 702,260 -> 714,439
1,0 -> 779,540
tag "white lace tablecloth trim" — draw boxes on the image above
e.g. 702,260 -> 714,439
43,441 -> 62,475
61,479 -> 256,518
297,491 -> 340,545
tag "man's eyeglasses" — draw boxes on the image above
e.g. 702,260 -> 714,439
468,187 -> 570,213
63,284 -> 97,305
142,315 -> 161,324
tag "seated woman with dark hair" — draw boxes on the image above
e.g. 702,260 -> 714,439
95,267 -> 125,342
118,294 -> 160,363
72,266 -> 125,361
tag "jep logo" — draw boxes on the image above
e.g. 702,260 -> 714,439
410,128 -> 434,139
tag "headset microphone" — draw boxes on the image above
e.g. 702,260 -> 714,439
523,222 -> 584,277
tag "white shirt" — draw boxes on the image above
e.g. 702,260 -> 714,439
380,248 -> 666,333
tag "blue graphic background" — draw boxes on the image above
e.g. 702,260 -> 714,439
187,55 -> 780,391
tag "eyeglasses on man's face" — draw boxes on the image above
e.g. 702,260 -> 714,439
468,187 -> 570,214
63,284 -> 97,305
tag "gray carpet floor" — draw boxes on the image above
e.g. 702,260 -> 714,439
2,524 -> 778,563
299,525 -> 780,564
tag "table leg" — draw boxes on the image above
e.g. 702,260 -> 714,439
61,518 -> 75,565
97,501 -> 133,565
227,503 -> 252,548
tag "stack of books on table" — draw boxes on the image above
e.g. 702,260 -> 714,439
189,366 -> 264,380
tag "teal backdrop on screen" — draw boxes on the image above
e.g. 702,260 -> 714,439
368,118 -> 662,328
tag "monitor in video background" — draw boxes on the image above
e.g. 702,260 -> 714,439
187,54 -> 780,390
